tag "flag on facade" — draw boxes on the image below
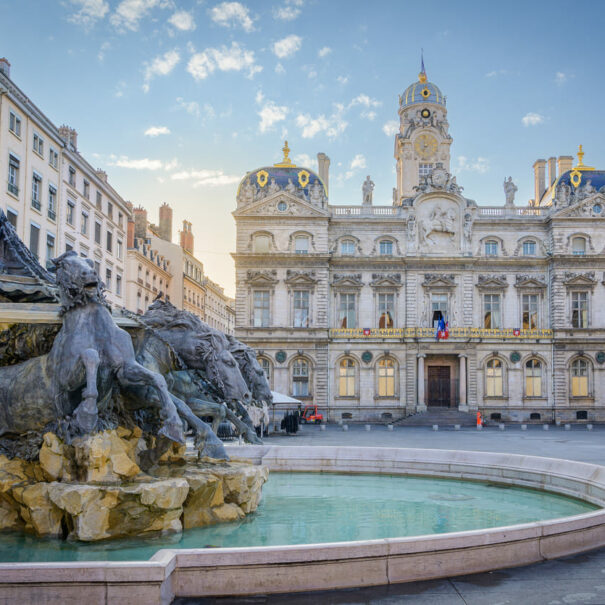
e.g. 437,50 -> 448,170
363,328 -> 371,336
435,318 -> 449,341
513,328 -> 520,336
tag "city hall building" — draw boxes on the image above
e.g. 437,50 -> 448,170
233,66 -> 605,424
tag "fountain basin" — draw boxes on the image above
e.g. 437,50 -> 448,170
2,445 -> 605,604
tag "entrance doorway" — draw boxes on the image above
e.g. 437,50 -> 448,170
427,366 -> 451,407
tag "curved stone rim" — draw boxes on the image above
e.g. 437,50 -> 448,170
1,445 -> 605,604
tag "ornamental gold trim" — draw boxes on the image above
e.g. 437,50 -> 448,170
421,87 -> 431,98
298,169 -> 310,188
570,170 -> 582,188
257,170 -> 268,188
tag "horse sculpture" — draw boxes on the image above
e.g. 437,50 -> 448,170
0,252 -> 185,453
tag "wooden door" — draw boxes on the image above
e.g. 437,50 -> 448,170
427,366 -> 451,407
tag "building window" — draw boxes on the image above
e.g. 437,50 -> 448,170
522,240 -> 536,256
260,358 -> 272,385
571,359 -> 589,397
33,133 -> 44,156
525,359 -> 542,397
8,154 -> 19,196
116,273 -> 122,296
93,260 -> 101,275
83,180 -> 90,199
106,230 -> 113,253
339,293 -> 356,328
431,293 -> 448,328
49,147 -> 58,169
571,291 -> 588,328
293,290 -> 310,327
96,191 -> 102,209
31,173 -> 42,210
486,358 -> 503,397
379,240 -> 393,256
418,163 -> 433,180
117,239 -> 123,260
338,358 -> 356,397
6,208 -> 17,228
94,221 -> 101,244
377,358 -> 395,397
292,359 -> 309,397
80,246 -> 88,258
81,210 -> 89,235
253,291 -> 270,327
68,166 -> 76,187
105,268 -> 112,292
340,239 -> 356,255
9,111 -> 21,137
485,240 -> 498,256
522,294 -> 539,330
107,201 -> 113,220
65,240 -> 74,252
253,234 -> 270,253
29,223 -> 40,259
66,200 -> 75,226
45,233 -> 55,266
48,185 -> 57,220
118,212 -> 123,228
294,235 -> 309,254
378,293 -> 395,328
484,294 -> 501,329
572,237 -> 586,256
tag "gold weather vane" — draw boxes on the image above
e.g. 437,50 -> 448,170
274,140 -> 296,167
570,144 -> 595,187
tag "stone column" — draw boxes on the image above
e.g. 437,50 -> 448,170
459,354 -> 468,412
417,354 -> 426,412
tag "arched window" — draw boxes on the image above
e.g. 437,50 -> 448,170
259,357 -> 272,387
522,240 -> 536,256
377,358 -> 395,397
379,239 -> 393,256
340,239 -> 356,255
294,235 -> 309,254
525,359 -> 542,397
571,359 -> 589,397
486,358 -> 503,397
572,237 -> 586,256
292,359 -> 309,396
253,234 -> 271,253
338,358 -> 356,396
485,240 -> 498,256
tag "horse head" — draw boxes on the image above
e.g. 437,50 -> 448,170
227,336 -> 272,403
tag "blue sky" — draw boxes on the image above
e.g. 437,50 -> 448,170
2,0 -> 605,295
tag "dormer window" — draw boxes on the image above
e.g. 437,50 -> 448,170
253,234 -> 270,253
572,237 -> 586,256
485,240 -> 498,256
340,240 -> 355,255
295,235 -> 309,254
379,240 -> 393,256
522,240 -> 536,256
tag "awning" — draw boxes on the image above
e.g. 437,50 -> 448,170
270,391 -> 302,405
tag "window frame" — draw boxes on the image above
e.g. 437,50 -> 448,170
377,292 -> 395,329
485,357 -> 504,397
292,358 -> 310,397
483,293 -> 502,329
525,358 -> 543,398
338,292 -> 357,328
485,240 -> 498,256
522,240 -> 537,256
340,239 -> 356,256
338,358 -> 356,397
377,357 -> 396,397
571,291 -> 589,328
252,290 -> 271,327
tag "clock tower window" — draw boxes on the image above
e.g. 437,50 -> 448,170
419,163 -> 434,180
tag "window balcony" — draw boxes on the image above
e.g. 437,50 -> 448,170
47,209 -> 56,221
31,199 -> 41,211
329,327 -> 554,340
8,183 -> 18,196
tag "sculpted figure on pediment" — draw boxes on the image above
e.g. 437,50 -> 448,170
419,206 -> 456,247
238,177 -> 256,205
309,179 -> 324,206
267,178 -> 280,195
285,178 -> 296,194
554,181 -> 571,207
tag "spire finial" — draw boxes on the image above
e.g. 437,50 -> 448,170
577,144 -> 585,166
274,140 -> 296,167
418,49 -> 427,83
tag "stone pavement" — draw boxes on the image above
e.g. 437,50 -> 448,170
176,424 -> 605,605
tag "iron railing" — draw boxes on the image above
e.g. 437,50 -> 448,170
329,327 -> 553,339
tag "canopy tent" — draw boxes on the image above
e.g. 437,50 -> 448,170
270,391 -> 302,405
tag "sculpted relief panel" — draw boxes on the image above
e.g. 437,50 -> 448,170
416,198 -> 461,254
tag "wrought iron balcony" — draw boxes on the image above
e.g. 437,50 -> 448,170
329,327 -> 554,339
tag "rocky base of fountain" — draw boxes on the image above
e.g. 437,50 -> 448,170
0,428 -> 268,542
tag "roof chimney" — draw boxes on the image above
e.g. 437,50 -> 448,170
95,169 -> 107,183
59,125 -> 78,151
317,152 -> 330,198
180,220 -> 194,254
533,159 -> 546,204
158,203 -> 173,243
547,157 -> 557,186
557,155 -> 574,176
133,206 -> 148,240
0,58 -> 10,78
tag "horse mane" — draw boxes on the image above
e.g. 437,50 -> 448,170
142,299 -> 207,332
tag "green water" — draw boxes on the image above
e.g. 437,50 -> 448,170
0,472 -> 597,563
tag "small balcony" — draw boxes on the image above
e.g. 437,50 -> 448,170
8,183 -> 18,196
329,327 -> 554,340
47,209 -> 56,221
31,199 -> 41,211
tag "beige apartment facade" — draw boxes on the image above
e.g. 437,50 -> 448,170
234,68 -> 605,424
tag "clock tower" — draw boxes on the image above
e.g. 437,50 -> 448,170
394,61 -> 453,203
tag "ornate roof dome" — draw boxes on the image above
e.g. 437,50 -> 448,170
237,142 -> 327,205
400,61 -> 446,108
552,147 -> 605,201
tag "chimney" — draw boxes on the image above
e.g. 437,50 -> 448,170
0,58 -> 10,78
557,155 -> 574,176
158,203 -> 173,242
133,206 -> 148,240
95,169 -> 107,183
59,125 -> 78,151
533,159 -> 546,204
127,219 -> 135,249
180,220 -> 194,254
317,152 -> 330,197
547,157 -> 557,186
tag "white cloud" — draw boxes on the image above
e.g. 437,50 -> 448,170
349,94 -> 381,109
485,69 -> 508,78
170,169 -> 240,187
318,46 -> 331,58
143,49 -> 180,92
187,42 -> 261,80
293,153 -> 317,170
274,0 -> 303,20
455,156 -> 490,174
176,97 -> 200,117
361,110 -> 376,121
97,41 -> 110,62
67,0 -> 109,28
144,125 -> 170,137
555,71 -> 572,86
295,107 -> 347,139
258,101 -> 288,133
272,34 -> 302,59
107,155 -> 165,170
275,63 -> 285,75
210,2 -> 254,32
169,10 -> 195,31
255,90 -> 264,104
337,75 -> 348,85
382,120 -> 399,136
350,154 -> 366,170
522,112 -> 545,127
110,0 -> 165,32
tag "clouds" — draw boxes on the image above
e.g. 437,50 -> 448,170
350,154 -> 366,170
170,169 -> 240,187
274,0 -> 304,21
382,120 -> 399,136
554,71 -> 574,86
187,42 -> 261,80
144,126 -> 170,137
210,2 -> 255,32
521,112 -> 545,127
258,101 -> 289,133
143,49 -> 180,92
106,155 -> 176,170
169,10 -> 195,31
67,0 -> 109,28
272,35 -> 302,59
455,156 -> 490,174
318,46 -> 331,58
110,0 -> 164,32
295,108 -> 347,139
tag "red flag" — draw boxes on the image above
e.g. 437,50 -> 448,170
513,328 -> 520,336
363,328 -> 371,336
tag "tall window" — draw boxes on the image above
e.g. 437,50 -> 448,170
377,358 -> 395,397
96,191 -> 102,209
293,290 -> 310,327
525,359 -> 542,397
83,180 -> 90,199
572,237 -> 586,256
419,163 -> 433,180
485,240 -> 498,256
48,185 -> 57,220
9,111 -> 22,137
31,173 -> 41,210
522,294 -> 539,330
294,235 -> 309,254
484,294 -> 501,329
431,293 -> 448,327
68,166 -> 76,187
105,268 -> 112,292
29,223 -> 40,259
339,293 -> 356,328
571,292 -> 588,328
486,358 -> 503,397
253,234 -> 270,253
260,358 -> 271,384
66,200 -> 75,226
379,240 -> 393,256
292,359 -> 309,396
338,359 -> 355,396
6,209 -> 17,228
571,359 -> 589,397
81,210 -> 89,235
116,274 -> 122,296
378,293 -> 395,328
106,230 -> 113,253
340,240 -> 355,255
253,291 -> 270,327
107,201 -> 113,220
522,240 -> 536,256
45,233 -> 55,265
117,239 -> 123,260
8,155 -> 19,195
94,221 -> 101,244
33,134 -> 44,156
49,147 -> 58,169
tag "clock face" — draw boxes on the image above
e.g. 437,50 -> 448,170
414,134 -> 438,160
421,108 -> 431,118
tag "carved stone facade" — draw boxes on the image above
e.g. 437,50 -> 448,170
234,68 -> 605,425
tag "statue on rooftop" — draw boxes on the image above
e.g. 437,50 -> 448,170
504,176 -> 517,206
362,175 -> 374,205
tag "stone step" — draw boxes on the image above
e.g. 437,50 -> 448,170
396,408 -> 478,427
